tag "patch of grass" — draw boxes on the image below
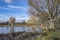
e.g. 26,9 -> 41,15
45,30 -> 60,40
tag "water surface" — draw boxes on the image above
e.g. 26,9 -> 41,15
0,26 -> 41,34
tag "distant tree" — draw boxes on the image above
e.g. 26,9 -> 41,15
27,15 -> 37,24
21,20 -> 26,24
9,16 -> 15,26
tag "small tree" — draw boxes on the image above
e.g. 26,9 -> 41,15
9,16 -> 15,26
27,15 -> 38,24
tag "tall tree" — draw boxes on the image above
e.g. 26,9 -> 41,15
28,0 -> 60,29
46,0 -> 60,29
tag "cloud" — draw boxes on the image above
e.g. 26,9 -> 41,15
0,14 -> 4,17
0,7 -> 9,9
0,14 -> 8,22
4,0 -> 12,3
8,5 -> 27,9
0,14 -> 8,19
7,5 -> 28,12
0,5 -> 29,22
0,6 -> 16,12
0,5 -> 28,12
0,13 -> 29,22
0,5 -> 29,12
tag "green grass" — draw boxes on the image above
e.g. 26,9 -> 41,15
43,30 -> 60,40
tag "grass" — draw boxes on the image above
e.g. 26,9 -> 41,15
42,30 -> 60,40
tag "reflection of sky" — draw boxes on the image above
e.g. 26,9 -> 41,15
0,27 -> 41,34
0,0 -> 30,22
0,27 -> 10,34
14,27 -> 32,32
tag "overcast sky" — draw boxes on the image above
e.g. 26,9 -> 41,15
0,0 -> 30,22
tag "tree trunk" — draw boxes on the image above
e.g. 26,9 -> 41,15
49,19 -> 54,29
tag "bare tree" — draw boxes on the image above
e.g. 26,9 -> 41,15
28,0 -> 60,29
46,0 -> 60,29
9,16 -> 15,26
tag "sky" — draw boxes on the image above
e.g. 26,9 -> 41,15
0,0 -> 30,22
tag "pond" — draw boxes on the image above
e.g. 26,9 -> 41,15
0,26 -> 42,34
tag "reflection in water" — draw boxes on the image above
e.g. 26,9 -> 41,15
0,26 -> 41,34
